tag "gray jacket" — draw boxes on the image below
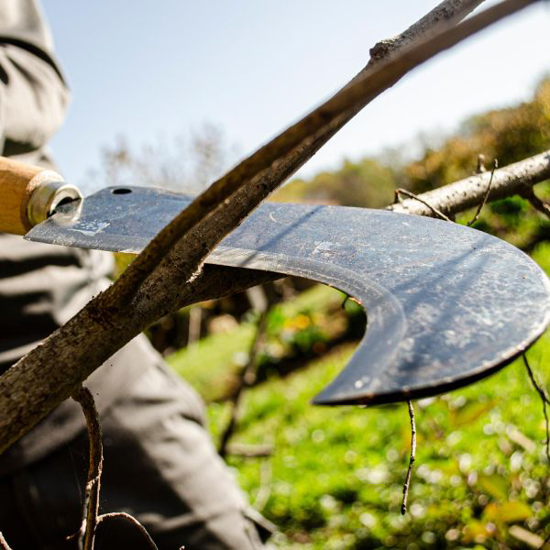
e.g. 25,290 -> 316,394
0,0 -> 149,475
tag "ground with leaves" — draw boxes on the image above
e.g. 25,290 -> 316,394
167,243 -> 549,550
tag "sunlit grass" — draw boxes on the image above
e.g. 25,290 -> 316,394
168,246 -> 550,548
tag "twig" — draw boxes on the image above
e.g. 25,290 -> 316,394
395,188 -> 452,221
219,310 -> 269,458
467,159 -> 498,226
96,513 -> 159,550
523,354 -> 550,460
521,186 -> 550,219
223,443 -> 273,458
476,153 -> 487,174
72,388 -> 160,549
341,293 -> 350,309
0,532 -> 13,550
401,400 -> 417,515
368,0 -> 485,65
72,386 -> 103,550
253,459 -> 273,512
388,150 -> 550,218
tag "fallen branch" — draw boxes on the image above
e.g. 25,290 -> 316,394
388,150 -> 550,218
0,0 -> 534,455
219,310 -> 269,458
224,443 -> 273,458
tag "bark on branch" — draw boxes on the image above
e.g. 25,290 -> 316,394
388,151 -> 550,218
0,0 -> 536,455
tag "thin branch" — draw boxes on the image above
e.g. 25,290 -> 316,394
96,513 -> 159,550
0,532 -> 13,550
72,388 -> 160,549
476,153 -> 487,174
253,459 -> 273,512
401,400 -> 417,515
388,150 -> 550,218
523,354 -> 550,460
467,158 -> 498,226
521,186 -> 550,219
0,0 -> 534,456
219,310 -> 269,458
223,443 -> 273,458
395,188 -> 452,221
72,386 -> 103,550
342,293 -> 351,309
368,0 -> 486,65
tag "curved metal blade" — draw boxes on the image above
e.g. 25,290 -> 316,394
26,186 -> 550,405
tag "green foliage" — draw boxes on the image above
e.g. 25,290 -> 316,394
168,285 -> 361,401
165,82 -> 550,548
166,243 -> 550,548
184,330 -> 550,549
408,78 -> 550,250
406,78 -> 550,193
272,158 -> 398,208
272,78 -> 550,252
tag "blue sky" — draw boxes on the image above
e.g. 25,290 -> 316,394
42,1 -> 550,192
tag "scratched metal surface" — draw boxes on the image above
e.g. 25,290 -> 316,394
26,186 -> 550,406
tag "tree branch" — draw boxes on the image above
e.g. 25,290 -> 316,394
395,188 -> 453,221
520,186 -> 550,219
73,387 -> 103,550
368,0 -> 485,64
0,267 -> 279,454
388,150 -> 550,218
523,354 -> 550,461
0,0 -> 535,456
467,159 -> 498,226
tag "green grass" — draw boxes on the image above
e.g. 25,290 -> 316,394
208,336 -> 549,549
168,284 -> 349,402
168,242 -> 550,549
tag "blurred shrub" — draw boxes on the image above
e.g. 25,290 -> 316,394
405,77 -> 550,192
272,157 -> 399,208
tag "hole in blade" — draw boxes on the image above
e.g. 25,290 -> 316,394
111,188 -> 132,195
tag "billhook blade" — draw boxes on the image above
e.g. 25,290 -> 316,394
26,186 -> 550,405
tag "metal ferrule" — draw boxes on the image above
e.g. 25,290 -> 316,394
27,180 -> 83,227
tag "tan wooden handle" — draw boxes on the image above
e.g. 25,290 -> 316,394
0,155 -> 81,235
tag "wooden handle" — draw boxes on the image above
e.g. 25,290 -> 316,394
0,156 -> 80,235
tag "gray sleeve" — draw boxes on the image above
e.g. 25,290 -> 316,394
0,0 -> 70,156
0,1 -> 115,369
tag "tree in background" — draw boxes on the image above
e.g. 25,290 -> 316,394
89,122 -> 237,195
273,77 -> 550,250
